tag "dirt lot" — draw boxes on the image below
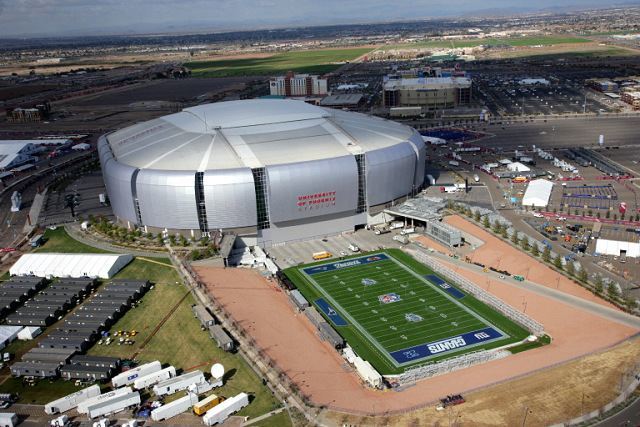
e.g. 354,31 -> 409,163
444,215 -> 619,309
196,253 -> 637,421
72,77 -> 254,106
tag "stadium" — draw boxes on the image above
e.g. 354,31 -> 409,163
98,99 -> 426,245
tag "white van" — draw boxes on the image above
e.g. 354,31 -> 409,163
348,244 -> 360,252
400,228 -> 415,235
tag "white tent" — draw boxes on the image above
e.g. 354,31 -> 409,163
595,239 -> 640,258
0,326 -> 22,350
507,162 -> 530,173
9,253 -> 133,279
522,179 -> 554,207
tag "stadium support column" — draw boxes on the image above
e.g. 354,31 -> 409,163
355,154 -> 367,214
195,172 -> 209,236
131,169 -> 143,228
252,168 -> 270,230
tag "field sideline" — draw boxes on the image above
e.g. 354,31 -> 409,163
285,249 -> 530,374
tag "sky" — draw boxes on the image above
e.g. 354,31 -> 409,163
0,0 -> 630,38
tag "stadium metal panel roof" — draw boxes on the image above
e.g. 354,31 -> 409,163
105,99 -> 417,171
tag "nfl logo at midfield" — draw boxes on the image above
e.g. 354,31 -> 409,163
378,293 -> 402,304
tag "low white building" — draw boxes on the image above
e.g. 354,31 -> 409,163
0,141 -> 39,170
522,179 -> 554,207
595,239 -> 640,258
0,325 -> 22,350
10,253 -> 133,279
507,162 -> 530,173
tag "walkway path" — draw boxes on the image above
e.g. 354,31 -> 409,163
242,407 -> 287,426
64,223 -> 168,258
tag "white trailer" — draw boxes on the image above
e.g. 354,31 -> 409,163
0,413 -> 18,427
111,360 -> 161,388
202,393 -> 249,426
151,392 -> 199,421
45,384 -> 101,414
77,387 -> 133,414
86,391 -> 141,419
133,366 -> 176,390
153,370 -> 205,397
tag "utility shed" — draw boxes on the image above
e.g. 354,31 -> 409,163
208,325 -> 234,351
22,347 -> 76,365
70,355 -> 120,369
10,253 -> 133,279
11,361 -> 59,378
60,365 -> 113,381
289,290 -> 309,310
318,322 -> 345,348
192,305 -> 215,328
522,179 -> 554,208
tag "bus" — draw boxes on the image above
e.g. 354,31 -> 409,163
312,251 -> 333,260
193,394 -> 225,416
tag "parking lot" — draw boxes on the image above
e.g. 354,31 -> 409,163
266,228 -> 406,268
474,74 -> 617,117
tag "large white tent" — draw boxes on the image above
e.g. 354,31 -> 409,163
9,253 -> 133,279
595,239 -> 640,258
522,179 -> 554,207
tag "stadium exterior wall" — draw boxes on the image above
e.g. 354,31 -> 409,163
98,102 -> 426,246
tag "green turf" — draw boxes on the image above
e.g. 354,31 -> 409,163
35,228 -> 112,254
249,410 -> 292,427
113,258 -> 181,285
386,35 -> 591,50
185,47 -> 373,77
0,377 -> 108,404
285,249 -> 530,374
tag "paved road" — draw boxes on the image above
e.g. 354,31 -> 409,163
594,396 -> 640,427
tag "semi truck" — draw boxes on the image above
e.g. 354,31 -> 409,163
202,393 -> 249,426
153,370 -> 206,397
150,393 -> 199,421
193,394 -> 225,416
45,384 -> 101,414
86,391 -> 141,419
77,387 -> 133,414
111,361 -> 161,388
133,366 -> 176,390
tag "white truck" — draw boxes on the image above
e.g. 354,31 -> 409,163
111,361 -> 162,388
77,387 -> 133,414
86,391 -> 141,419
45,384 -> 101,414
0,413 -> 19,427
393,234 -> 409,244
151,393 -> 199,421
389,221 -> 404,230
202,392 -> 249,426
153,370 -> 206,397
49,415 -> 69,427
348,244 -> 360,253
133,366 -> 176,390
400,227 -> 415,235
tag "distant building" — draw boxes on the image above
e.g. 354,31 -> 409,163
319,94 -> 363,109
621,91 -> 640,110
586,79 -> 619,93
6,102 -> 51,123
269,72 -> 328,97
382,77 -> 471,110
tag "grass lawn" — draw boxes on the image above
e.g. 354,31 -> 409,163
185,47 -> 372,77
35,228 -> 111,254
87,262 -> 281,419
386,35 -> 591,50
114,258 -> 181,285
250,410 -> 292,427
285,249 -> 530,375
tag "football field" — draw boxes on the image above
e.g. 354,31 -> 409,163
286,250 -> 529,374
